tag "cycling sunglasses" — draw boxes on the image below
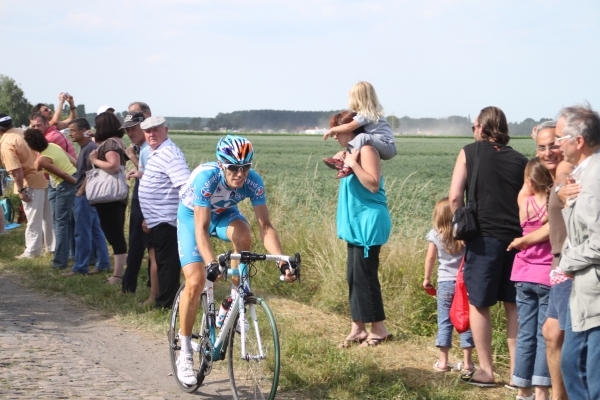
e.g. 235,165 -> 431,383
223,163 -> 252,173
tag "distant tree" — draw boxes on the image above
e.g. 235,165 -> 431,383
189,117 -> 202,130
76,104 -> 86,118
173,122 -> 189,130
0,75 -> 34,126
386,115 -> 401,131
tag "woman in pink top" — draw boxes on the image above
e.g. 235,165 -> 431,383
510,157 -> 554,400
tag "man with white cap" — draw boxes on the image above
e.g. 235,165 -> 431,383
138,116 -> 190,308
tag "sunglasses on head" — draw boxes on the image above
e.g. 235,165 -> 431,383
223,163 -> 251,173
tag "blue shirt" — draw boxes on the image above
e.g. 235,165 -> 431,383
336,174 -> 391,257
180,162 -> 266,215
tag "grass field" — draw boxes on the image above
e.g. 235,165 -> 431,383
0,134 -> 539,399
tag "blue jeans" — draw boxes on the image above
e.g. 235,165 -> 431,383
436,281 -> 474,349
513,282 -> 551,388
51,180 -> 76,269
561,302 -> 600,400
72,195 -> 110,273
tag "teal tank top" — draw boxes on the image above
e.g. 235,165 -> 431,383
336,174 -> 391,257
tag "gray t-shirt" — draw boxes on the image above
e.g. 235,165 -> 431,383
75,140 -> 98,190
426,229 -> 464,282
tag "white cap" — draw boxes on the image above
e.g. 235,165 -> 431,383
140,116 -> 166,130
97,105 -> 115,114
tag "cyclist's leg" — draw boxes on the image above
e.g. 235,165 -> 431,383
213,208 -> 250,287
180,263 -> 206,338
176,206 -> 206,342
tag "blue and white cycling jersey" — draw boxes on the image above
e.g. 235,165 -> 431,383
177,162 -> 267,267
179,162 -> 266,213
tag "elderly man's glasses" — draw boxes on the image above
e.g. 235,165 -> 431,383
471,124 -> 481,132
554,135 -> 573,144
223,163 -> 251,173
537,143 -> 561,152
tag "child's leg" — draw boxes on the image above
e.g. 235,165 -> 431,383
367,133 -> 397,160
436,281 -> 455,369
459,329 -> 475,370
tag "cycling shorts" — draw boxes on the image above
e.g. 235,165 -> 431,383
177,203 -> 248,267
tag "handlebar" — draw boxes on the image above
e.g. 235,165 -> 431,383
217,251 -> 301,283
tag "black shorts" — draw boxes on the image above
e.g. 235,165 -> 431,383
463,234 -> 517,308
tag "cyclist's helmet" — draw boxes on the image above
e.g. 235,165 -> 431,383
216,135 -> 254,165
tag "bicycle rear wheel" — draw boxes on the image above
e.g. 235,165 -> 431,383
168,283 -> 207,392
227,296 -> 280,400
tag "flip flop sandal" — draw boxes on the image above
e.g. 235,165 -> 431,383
504,384 -> 518,390
336,336 -> 367,349
460,371 -> 496,388
359,334 -> 393,348
433,361 -> 451,372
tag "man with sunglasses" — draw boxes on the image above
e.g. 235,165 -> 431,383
174,135 -> 295,385
31,92 -> 78,130
138,116 -> 190,310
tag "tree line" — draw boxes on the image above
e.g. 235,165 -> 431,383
1,74 -> 549,136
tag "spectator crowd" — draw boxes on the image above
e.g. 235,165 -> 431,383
0,92 -> 599,400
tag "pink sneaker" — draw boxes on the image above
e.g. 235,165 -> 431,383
335,167 -> 354,179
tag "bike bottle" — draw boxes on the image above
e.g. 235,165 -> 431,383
216,296 -> 233,328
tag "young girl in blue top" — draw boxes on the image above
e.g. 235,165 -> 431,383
323,81 -> 397,178
423,197 -> 474,372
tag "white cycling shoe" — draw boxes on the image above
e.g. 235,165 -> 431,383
176,355 -> 198,386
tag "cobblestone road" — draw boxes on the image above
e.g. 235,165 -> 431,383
0,274 -> 231,399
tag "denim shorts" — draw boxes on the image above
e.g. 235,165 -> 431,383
545,279 -> 573,330
177,204 -> 247,267
463,234 -> 517,307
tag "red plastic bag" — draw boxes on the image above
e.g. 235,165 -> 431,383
450,257 -> 470,334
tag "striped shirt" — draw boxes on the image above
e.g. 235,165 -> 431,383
139,138 -> 190,228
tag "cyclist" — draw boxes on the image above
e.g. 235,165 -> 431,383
176,135 -> 296,385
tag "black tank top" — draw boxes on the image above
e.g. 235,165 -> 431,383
463,140 -> 528,243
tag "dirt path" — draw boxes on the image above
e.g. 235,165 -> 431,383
0,274 -> 231,399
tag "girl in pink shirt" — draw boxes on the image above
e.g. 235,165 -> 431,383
510,157 -> 554,400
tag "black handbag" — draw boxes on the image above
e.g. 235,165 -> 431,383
452,142 -> 480,241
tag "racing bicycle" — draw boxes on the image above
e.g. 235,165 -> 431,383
168,250 -> 301,399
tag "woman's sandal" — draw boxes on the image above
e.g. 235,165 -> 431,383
105,275 -> 122,285
433,361 -> 451,373
336,336 -> 367,349
359,334 -> 393,348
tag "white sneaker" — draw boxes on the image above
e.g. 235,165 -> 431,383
15,253 -> 35,260
236,317 -> 249,333
176,355 -> 197,386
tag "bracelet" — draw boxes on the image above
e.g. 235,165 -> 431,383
555,184 -> 564,193
70,106 -> 76,110
18,187 -> 27,193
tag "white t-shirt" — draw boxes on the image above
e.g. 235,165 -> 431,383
426,229 -> 464,282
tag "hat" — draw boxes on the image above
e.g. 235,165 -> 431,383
121,112 -> 145,129
140,116 -> 166,130
97,105 -> 115,114
0,114 -> 11,124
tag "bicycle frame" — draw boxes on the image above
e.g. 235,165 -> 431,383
203,253 -> 298,361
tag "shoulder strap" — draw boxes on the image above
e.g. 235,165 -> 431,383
467,141 -> 481,203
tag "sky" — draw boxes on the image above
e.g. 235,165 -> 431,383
1,0 -> 599,122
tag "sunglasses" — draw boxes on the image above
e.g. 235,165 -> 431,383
471,124 -> 481,132
223,163 -> 251,173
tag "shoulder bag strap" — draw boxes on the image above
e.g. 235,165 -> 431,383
467,141 -> 481,203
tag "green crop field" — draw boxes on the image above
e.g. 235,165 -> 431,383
0,133 -> 540,399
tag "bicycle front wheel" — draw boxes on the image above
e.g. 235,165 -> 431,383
227,296 -> 280,400
168,283 -> 206,392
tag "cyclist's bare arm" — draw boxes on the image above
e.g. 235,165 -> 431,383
254,204 -> 296,282
194,205 -> 216,265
